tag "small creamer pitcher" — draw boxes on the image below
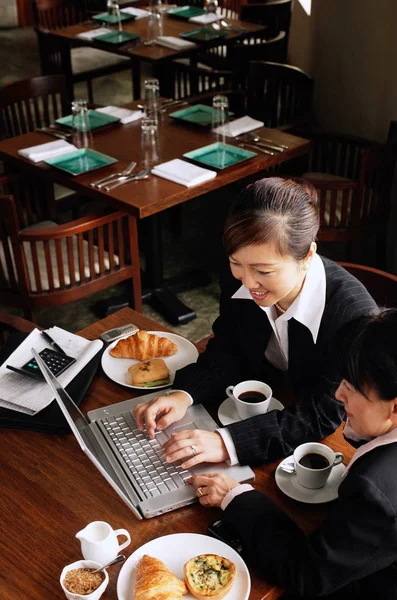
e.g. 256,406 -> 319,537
76,521 -> 131,565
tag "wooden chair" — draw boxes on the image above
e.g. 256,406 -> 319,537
33,0 -> 136,103
240,0 -> 292,58
338,263 -> 397,307
300,133 -> 397,267
0,312 -> 37,346
0,75 -> 82,219
0,177 -> 142,323
246,61 -> 315,129
162,60 -> 238,101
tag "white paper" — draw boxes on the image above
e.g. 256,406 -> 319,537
152,158 -> 217,187
155,36 -> 197,50
76,27 -> 110,40
215,115 -> 265,138
120,7 -> 150,19
96,106 -> 143,124
18,140 -> 77,163
0,327 -> 103,414
189,13 -> 220,24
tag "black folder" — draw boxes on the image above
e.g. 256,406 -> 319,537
0,332 -> 104,434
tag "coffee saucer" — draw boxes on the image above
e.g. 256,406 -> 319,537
218,396 -> 284,426
275,457 -> 346,504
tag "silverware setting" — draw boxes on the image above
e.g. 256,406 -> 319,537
36,127 -> 72,141
90,161 -> 138,188
91,554 -> 126,573
238,142 -> 274,156
136,99 -> 189,111
104,169 -> 151,191
240,131 -> 289,150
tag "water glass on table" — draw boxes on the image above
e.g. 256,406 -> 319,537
143,78 -> 161,123
107,0 -> 122,31
205,0 -> 219,14
71,100 -> 92,149
144,8 -> 163,45
140,117 -> 161,170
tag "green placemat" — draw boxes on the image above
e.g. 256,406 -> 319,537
180,27 -> 228,41
184,142 -> 256,169
95,31 -> 140,44
45,148 -> 117,176
93,11 -> 136,23
56,109 -> 120,131
169,104 -> 234,127
167,6 -> 206,19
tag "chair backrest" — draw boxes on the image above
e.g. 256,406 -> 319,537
338,262 -> 397,307
240,0 -> 292,39
0,75 -> 68,139
247,61 -> 314,128
33,0 -> 87,30
228,31 -> 287,69
0,192 -> 142,320
167,61 -> 236,100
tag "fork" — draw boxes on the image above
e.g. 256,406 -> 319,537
90,161 -> 137,188
243,131 -> 289,150
104,169 -> 151,191
238,142 -> 274,156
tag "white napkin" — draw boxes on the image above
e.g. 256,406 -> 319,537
76,27 -> 110,40
152,159 -> 217,187
155,36 -> 197,50
18,140 -> 78,163
214,115 -> 264,138
120,6 -> 150,19
189,13 -> 220,24
96,106 -> 143,124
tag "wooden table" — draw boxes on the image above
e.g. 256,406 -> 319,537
0,113 -> 310,324
0,307 -> 353,600
48,14 -> 266,98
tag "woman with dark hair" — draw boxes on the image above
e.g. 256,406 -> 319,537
188,309 -> 397,599
134,177 -> 377,467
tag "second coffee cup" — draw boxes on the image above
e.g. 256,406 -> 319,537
226,380 -> 272,420
293,442 -> 344,490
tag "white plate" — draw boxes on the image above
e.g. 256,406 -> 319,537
101,331 -> 199,390
117,533 -> 251,600
218,395 -> 284,426
275,457 -> 346,504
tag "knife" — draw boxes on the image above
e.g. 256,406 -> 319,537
104,169 -> 150,191
238,143 -> 274,156
36,127 -> 71,140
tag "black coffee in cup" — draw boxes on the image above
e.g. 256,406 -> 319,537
298,452 -> 330,470
238,390 -> 267,404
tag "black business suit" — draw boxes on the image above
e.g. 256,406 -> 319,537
173,257 -> 377,464
222,441 -> 397,599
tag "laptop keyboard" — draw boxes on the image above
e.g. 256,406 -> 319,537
101,412 -> 193,499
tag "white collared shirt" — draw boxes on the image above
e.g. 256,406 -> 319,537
344,421 -> 397,475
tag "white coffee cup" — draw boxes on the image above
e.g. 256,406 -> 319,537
293,442 -> 344,489
226,380 -> 272,420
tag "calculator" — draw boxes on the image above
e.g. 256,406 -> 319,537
6,348 -> 76,380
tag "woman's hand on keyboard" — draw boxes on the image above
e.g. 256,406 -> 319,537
133,391 -> 191,439
163,430 -> 229,469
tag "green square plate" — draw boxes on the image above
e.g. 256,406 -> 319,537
180,27 -> 228,42
45,148 -> 117,176
55,109 -> 120,131
93,11 -> 136,23
167,6 -> 205,20
169,104 -> 234,127
183,142 -> 256,169
95,31 -> 140,45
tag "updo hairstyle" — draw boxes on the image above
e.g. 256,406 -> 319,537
223,177 -> 320,262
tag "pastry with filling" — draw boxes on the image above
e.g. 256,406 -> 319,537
110,330 -> 178,360
134,554 -> 187,600
184,554 -> 236,600
128,358 -> 170,387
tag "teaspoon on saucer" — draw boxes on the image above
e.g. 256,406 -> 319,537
279,460 -> 295,474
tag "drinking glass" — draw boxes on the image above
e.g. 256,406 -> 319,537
144,8 -> 163,45
71,100 -> 92,149
140,118 -> 161,170
143,78 -> 161,123
107,0 -> 122,31
211,95 -> 230,139
204,0 -> 219,14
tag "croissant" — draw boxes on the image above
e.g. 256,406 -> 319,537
110,330 -> 178,360
134,554 -> 187,600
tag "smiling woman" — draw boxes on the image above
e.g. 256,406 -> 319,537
133,176 -> 377,470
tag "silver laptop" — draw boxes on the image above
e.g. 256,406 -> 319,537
32,349 -> 254,520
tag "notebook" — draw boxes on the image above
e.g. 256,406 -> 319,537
32,349 -> 255,520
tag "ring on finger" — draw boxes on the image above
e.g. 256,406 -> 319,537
190,444 -> 197,456
197,486 -> 204,497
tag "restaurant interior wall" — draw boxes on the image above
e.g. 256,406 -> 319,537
289,0 -> 397,273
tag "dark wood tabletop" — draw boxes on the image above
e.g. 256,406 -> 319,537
50,15 -> 266,63
0,307 -> 354,600
0,117 -> 310,219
